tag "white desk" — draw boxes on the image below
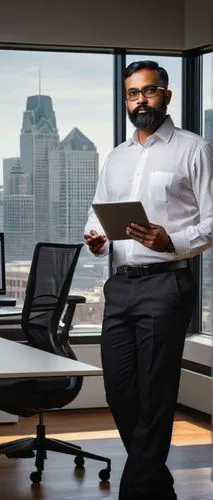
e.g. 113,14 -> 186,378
0,337 -> 102,378
0,304 -> 23,328
0,304 -> 22,313
0,306 -> 22,317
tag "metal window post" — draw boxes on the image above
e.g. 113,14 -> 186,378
182,51 -> 202,333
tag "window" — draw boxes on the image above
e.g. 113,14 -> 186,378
201,52 -> 213,334
0,50 -> 113,328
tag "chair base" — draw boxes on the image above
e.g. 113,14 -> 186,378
0,422 -> 111,483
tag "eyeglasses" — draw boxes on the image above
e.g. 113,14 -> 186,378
126,85 -> 166,101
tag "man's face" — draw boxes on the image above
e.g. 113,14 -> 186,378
125,68 -> 172,129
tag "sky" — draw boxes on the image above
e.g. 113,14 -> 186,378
0,50 -> 212,185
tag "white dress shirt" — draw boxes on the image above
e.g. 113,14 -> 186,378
84,115 -> 213,267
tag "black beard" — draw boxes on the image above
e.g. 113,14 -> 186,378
127,103 -> 167,129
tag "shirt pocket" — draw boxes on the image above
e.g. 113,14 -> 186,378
147,171 -> 174,223
148,171 -> 173,203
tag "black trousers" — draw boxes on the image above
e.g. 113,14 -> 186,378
101,267 -> 197,500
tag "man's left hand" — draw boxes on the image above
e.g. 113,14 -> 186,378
126,223 -> 174,252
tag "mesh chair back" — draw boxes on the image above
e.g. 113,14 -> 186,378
0,242 -> 84,416
21,242 -> 83,355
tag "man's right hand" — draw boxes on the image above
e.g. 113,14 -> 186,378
84,230 -> 107,255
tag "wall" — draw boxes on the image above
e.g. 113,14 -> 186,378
185,0 -> 213,49
0,0 -> 184,50
2,2 -> 213,52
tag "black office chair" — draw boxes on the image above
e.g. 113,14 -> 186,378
0,242 -> 111,484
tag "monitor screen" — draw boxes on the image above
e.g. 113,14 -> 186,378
0,233 -> 6,295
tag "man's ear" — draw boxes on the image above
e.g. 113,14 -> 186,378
165,90 -> 172,105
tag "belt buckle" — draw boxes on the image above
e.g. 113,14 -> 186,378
122,266 -> 135,277
121,266 -> 130,276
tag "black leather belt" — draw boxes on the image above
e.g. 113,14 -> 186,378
116,259 -> 190,278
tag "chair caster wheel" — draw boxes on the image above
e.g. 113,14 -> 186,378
30,470 -> 42,484
99,468 -> 110,481
74,455 -> 85,467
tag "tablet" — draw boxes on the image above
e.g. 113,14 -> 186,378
92,201 -> 149,240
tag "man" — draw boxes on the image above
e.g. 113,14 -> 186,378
84,60 -> 213,500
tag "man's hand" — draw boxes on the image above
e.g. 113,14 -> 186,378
126,223 -> 175,253
84,230 -> 107,254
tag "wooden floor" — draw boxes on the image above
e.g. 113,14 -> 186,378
0,406 -> 212,500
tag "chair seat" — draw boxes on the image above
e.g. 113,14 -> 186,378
0,375 -> 80,416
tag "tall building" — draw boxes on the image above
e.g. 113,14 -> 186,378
49,127 -> 99,243
3,194 -> 34,261
3,95 -> 59,261
20,95 -> 59,241
3,158 -> 20,194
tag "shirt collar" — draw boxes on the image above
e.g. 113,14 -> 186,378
128,115 -> 175,146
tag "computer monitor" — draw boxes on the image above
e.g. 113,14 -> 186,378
0,233 -> 6,295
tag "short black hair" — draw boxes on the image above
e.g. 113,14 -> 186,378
124,60 -> 169,88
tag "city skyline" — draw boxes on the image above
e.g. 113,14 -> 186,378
3,93 -> 99,262
0,51 -> 113,185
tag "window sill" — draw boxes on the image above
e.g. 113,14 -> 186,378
183,333 -> 212,367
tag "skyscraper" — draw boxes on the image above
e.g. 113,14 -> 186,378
20,95 -> 59,241
3,158 -> 20,194
4,95 -> 59,260
3,159 -> 34,261
49,127 -> 99,243
3,193 -> 34,261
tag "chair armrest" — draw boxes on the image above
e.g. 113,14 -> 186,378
67,295 -> 86,305
57,295 -> 86,349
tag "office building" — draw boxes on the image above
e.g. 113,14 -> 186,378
3,158 -> 20,194
49,127 -> 98,243
3,95 -> 59,260
3,193 -> 34,262
20,94 -> 59,241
